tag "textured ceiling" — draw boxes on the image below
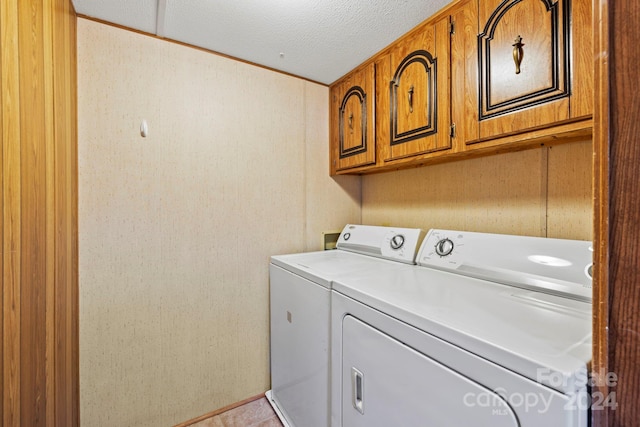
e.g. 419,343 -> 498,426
72,0 -> 451,85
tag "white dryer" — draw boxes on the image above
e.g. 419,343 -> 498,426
267,224 -> 425,427
331,229 -> 592,427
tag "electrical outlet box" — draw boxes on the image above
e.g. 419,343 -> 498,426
322,231 -> 341,250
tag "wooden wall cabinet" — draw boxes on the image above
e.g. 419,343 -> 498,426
460,0 -> 593,150
329,8 -> 461,175
330,63 -> 376,174
329,0 -> 592,175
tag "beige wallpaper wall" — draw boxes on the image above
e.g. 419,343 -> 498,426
362,140 -> 593,241
77,19 -> 360,427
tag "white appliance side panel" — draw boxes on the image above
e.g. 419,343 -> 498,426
270,264 -> 330,427
341,315 -> 519,427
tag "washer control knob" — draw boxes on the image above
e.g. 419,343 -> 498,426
390,234 -> 405,250
343,232 -> 351,241
435,238 -> 454,257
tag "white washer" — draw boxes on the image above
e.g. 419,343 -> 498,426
331,229 -> 592,427
267,224 -> 425,427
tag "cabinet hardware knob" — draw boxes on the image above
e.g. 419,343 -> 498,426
408,85 -> 414,113
348,113 -> 354,131
512,35 -> 524,74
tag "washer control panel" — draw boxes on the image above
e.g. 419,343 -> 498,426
336,225 -> 425,264
390,234 -> 405,250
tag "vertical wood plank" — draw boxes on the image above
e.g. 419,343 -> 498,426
374,53 -> 391,163
0,1 -> 4,422
328,84 -> 338,175
53,0 -> 79,424
605,0 -> 640,424
592,0 -> 609,425
42,0 -> 57,424
18,0 -> 48,424
450,0 -> 478,149
1,0 -> 23,424
570,0 -> 594,119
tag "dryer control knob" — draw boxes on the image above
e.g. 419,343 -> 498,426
390,234 -> 405,250
435,238 -> 454,257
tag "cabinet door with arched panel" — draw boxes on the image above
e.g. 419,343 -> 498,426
376,15 -> 452,162
460,0 -> 593,149
330,63 -> 376,174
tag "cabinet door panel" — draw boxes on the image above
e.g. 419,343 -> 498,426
381,16 -> 451,161
330,63 -> 376,173
340,87 -> 367,157
392,53 -> 436,139
475,0 -> 570,141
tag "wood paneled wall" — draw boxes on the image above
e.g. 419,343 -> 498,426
0,0 -> 78,425
593,0 -> 640,425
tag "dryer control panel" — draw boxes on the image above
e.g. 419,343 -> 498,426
417,229 -> 593,302
418,230 -> 467,267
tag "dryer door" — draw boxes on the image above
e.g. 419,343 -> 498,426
341,315 -> 520,427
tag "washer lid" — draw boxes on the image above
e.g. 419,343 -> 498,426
271,250 -> 407,289
270,225 -> 424,288
333,266 -> 592,394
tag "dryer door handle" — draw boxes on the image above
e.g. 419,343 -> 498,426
351,367 -> 365,414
